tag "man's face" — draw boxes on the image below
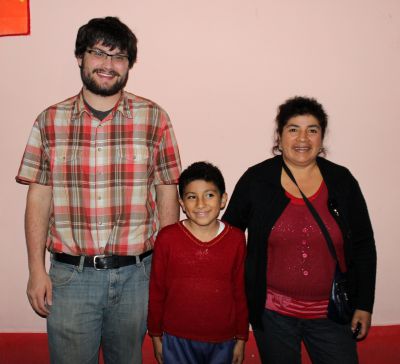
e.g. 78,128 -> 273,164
78,42 -> 130,97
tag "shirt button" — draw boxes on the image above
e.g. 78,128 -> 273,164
302,240 -> 307,245
302,253 -> 308,258
98,221 -> 103,226
303,270 -> 309,276
97,196 -> 102,200
97,147 -> 102,152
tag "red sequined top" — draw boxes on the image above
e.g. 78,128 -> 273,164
266,182 -> 346,318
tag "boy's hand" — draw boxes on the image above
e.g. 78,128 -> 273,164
151,336 -> 163,364
232,339 -> 245,364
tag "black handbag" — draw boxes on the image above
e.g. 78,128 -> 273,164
282,162 -> 353,324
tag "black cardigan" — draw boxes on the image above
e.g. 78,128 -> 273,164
223,155 -> 376,330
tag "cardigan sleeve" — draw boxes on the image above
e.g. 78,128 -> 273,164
222,169 -> 253,231
346,174 -> 377,313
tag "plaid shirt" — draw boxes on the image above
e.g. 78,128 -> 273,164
16,91 -> 181,256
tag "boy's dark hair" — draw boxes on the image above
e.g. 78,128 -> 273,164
75,17 -> 137,68
178,162 -> 226,198
273,96 -> 328,155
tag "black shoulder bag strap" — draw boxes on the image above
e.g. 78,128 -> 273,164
282,162 -> 338,262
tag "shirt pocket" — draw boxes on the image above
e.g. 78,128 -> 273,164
50,146 -> 82,177
53,146 -> 81,163
115,144 -> 151,189
118,144 -> 149,162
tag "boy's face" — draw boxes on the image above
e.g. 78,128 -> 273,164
179,180 -> 227,229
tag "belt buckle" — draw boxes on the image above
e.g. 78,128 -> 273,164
93,255 -> 107,270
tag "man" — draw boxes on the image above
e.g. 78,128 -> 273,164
16,17 -> 181,364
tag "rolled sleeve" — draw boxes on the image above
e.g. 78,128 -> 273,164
16,120 -> 51,186
153,111 -> 181,185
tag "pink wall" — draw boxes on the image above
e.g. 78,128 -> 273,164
1,1 -> 399,331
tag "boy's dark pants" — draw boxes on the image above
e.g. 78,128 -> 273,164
162,333 -> 235,364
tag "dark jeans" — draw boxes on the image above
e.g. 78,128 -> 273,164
253,309 -> 358,364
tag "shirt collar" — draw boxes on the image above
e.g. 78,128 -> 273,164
70,90 -> 132,122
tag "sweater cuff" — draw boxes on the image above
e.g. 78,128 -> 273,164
235,334 -> 249,342
148,330 -> 163,338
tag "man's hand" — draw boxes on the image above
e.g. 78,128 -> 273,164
232,339 -> 245,364
27,269 -> 52,317
151,336 -> 163,364
351,309 -> 372,340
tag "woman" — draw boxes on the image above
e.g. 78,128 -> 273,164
223,96 -> 376,364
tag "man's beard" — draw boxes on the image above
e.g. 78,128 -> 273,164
80,66 -> 129,97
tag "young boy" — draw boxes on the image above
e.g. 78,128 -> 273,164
148,162 -> 248,364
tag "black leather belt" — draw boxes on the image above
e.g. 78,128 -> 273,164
53,251 -> 152,270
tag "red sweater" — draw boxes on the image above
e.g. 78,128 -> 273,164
147,221 -> 249,342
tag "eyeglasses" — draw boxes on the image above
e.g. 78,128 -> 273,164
86,49 -> 129,64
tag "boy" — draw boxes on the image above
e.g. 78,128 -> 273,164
148,162 -> 248,364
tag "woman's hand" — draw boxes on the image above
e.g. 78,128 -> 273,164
351,309 -> 372,340
232,339 -> 245,364
151,336 -> 163,364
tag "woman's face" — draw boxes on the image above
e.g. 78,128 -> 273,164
279,114 -> 323,167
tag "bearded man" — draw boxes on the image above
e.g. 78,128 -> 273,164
16,17 -> 181,364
